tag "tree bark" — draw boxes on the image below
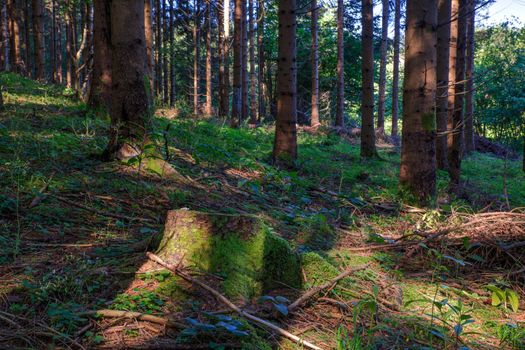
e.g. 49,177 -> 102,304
257,0 -> 266,121
32,0 -> 44,80
436,0 -> 451,170
7,0 -> 23,74
232,0 -> 243,127
218,0 -> 229,117
241,0 -> 248,121
154,0 -> 161,97
23,0 -> 30,77
248,0 -> 257,124
360,0 -> 376,157
104,0 -> 150,160
145,0 -> 154,99
391,0 -> 400,137
310,0 -> 319,127
447,0 -> 458,180
0,3 -> 6,71
169,0 -> 175,107
50,0 -> 56,82
464,0 -> 475,153
272,0 -> 297,166
193,0 -> 200,115
449,0 -> 466,185
376,0 -> 389,132
162,0 -> 168,104
399,0 -> 438,203
65,9 -> 74,88
205,0 -> 212,116
89,0 -> 112,111
335,0 -> 344,127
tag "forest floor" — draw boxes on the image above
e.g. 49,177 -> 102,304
1,73 -> 525,350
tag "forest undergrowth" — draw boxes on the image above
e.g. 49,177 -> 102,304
1,74 -> 524,349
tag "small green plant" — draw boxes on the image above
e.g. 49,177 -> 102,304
496,323 -> 525,349
486,284 -> 520,312
111,290 -> 165,314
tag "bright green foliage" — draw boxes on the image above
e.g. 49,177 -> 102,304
475,23 -> 525,147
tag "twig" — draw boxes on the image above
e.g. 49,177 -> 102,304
288,264 -> 370,312
146,252 -> 324,350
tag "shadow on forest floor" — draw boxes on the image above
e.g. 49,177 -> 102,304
1,73 -> 524,349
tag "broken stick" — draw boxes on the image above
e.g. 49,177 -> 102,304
288,263 -> 370,312
146,252 -> 324,350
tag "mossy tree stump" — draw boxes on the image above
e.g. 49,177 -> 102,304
155,210 -> 301,300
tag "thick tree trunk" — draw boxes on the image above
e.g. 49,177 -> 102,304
7,0 -> 23,74
0,3 -> 6,71
193,0 -> 200,115
391,0 -> 400,137
257,0 -> 266,121
399,0 -> 438,203
464,0 -> 475,153
144,0 -> 154,99
377,0 -> 389,132
272,0 -> 297,165
104,0 -> 150,160
56,9 -> 63,83
335,0 -> 344,127
65,10 -> 74,88
449,0 -> 466,185
360,0 -> 376,157
232,0 -> 242,127
32,0 -> 44,80
205,0 -> 212,116
248,0 -> 257,124
447,0 -> 458,179
436,0 -> 451,170
89,0 -> 112,111
310,0 -> 319,127
154,0 -> 161,96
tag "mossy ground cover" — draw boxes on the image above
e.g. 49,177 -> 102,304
1,73 -> 524,349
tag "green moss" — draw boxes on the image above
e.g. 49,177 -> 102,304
155,210 -> 301,300
301,252 -> 339,288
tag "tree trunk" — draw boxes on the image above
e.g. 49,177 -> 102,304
464,0 -> 475,153
65,10 -> 74,88
145,0 -> 154,99
436,0 -> 450,170
7,0 -> 23,74
360,0 -> 376,157
335,0 -> 344,127
248,0 -> 257,124
162,0 -> 168,104
89,0 -> 112,111
32,0 -> 44,80
205,0 -> 212,116
449,0 -> 466,185
391,0 -> 400,137
169,0 -> 175,107
50,0 -> 56,82
154,0 -> 161,97
272,0 -> 297,165
376,0 -> 389,132
257,0 -> 266,122
310,0 -> 319,127
241,0 -> 248,122
232,0 -> 242,127
218,0 -> 229,117
23,0 -> 30,77
193,0 -> 201,115
104,0 -> 150,160
0,3 -> 6,71
56,7 -> 62,83
399,0 -> 438,203
447,0 -> 458,179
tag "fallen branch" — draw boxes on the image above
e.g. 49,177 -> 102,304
288,264 -> 370,312
146,252 -> 324,350
52,194 -> 155,222
85,309 -> 185,329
